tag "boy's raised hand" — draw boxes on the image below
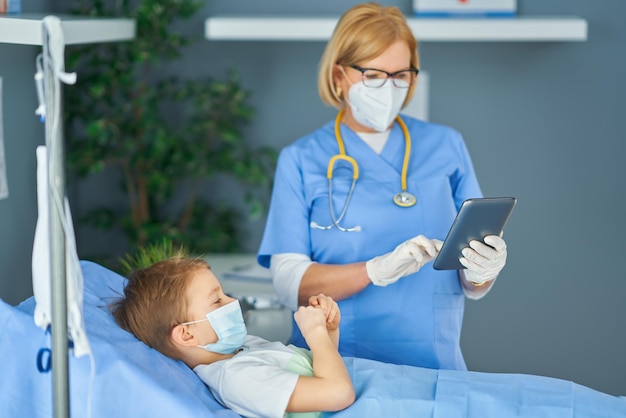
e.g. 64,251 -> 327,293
294,305 -> 328,339
308,294 -> 340,332
295,294 -> 341,349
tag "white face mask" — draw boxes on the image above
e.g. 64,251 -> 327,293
347,81 -> 408,132
181,300 -> 247,354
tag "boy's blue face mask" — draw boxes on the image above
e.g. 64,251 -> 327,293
181,300 -> 247,354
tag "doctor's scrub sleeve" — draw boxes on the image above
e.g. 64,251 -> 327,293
258,115 -> 482,370
257,146 -> 315,270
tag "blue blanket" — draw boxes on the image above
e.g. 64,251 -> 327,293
0,261 -> 624,418
337,357 -> 625,417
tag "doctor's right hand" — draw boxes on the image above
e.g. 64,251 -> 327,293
366,235 -> 443,287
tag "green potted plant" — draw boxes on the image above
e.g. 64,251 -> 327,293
64,0 -> 276,268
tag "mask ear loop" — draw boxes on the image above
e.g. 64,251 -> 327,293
336,65 -> 353,104
335,85 -> 343,101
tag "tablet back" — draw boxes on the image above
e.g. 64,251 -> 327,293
433,197 -> 516,270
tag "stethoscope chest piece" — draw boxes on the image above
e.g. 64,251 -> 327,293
393,191 -> 417,207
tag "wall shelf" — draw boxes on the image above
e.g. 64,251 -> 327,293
205,16 -> 588,42
0,14 -> 135,46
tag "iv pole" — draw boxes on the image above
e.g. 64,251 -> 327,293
39,16 -> 73,418
34,16 -> 134,417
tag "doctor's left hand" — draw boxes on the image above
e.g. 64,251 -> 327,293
459,235 -> 507,285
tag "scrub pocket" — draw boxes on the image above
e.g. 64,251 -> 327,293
433,293 -> 466,370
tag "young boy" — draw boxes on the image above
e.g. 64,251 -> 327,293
111,255 -> 355,418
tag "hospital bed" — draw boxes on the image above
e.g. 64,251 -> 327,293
1,16 -> 624,418
2,260 -> 626,418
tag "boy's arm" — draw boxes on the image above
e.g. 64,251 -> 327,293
328,327 -> 340,348
286,306 -> 355,413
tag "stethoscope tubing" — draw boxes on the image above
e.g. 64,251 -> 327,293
310,110 -> 414,232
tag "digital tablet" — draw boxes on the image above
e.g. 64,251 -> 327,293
433,197 -> 517,270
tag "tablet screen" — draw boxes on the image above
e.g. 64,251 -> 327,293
433,197 -> 516,270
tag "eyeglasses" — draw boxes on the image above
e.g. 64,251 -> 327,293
350,65 -> 419,88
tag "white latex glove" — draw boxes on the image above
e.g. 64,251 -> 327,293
459,235 -> 507,285
366,235 -> 443,287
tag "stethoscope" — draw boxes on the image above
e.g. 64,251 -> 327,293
310,109 -> 416,232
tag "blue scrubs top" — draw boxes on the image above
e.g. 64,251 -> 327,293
258,115 -> 482,370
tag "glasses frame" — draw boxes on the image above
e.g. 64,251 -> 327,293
349,65 -> 420,88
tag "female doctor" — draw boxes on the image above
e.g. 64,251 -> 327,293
258,2 -> 507,371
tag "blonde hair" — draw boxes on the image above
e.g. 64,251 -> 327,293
111,255 -> 210,360
318,2 -> 419,109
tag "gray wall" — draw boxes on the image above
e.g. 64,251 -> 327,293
0,0 -> 49,306
1,0 -> 625,397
